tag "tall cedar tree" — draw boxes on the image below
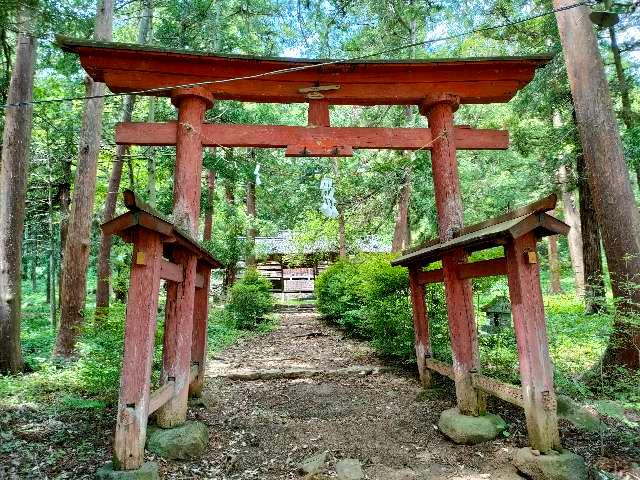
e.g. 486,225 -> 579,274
54,0 -> 113,359
95,0 -> 153,310
0,7 -> 37,374
555,0 -> 640,369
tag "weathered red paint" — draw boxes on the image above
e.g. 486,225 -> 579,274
113,229 -> 163,470
189,264 -> 210,397
170,88 -> 212,234
409,267 -> 431,387
116,122 -> 509,151
424,96 -> 482,416
506,233 -> 561,452
156,88 -> 211,427
308,100 -> 330,127
57,37 -> 551,106
156,249 -> 198,428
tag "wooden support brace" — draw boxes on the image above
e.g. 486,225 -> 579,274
415,257 -> 508,285
160,259 -> 183,282
425,357 -> 454,379
409,267 -> 431,387
113,230 -> 163,470
148,381 -> 175,415
471,373 -> 524,408
506,232 -> 561,452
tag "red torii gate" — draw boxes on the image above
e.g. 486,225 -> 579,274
58,36 -> 556,473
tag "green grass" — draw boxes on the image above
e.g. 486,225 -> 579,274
0,297 -> 244,411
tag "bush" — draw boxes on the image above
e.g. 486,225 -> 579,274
315,254 -> 449,361
225,268 -> 274,329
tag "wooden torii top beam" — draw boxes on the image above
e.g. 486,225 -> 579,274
56,36 -> 552,106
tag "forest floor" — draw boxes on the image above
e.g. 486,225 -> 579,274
1,308 -> 638,479
160,309 -> 638,480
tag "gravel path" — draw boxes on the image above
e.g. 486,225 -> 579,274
160,311 -> 525,479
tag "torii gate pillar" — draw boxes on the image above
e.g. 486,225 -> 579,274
419,95 -> 483,416
156,87 -> 213,428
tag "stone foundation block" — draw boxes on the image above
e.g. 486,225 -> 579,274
437,407 -> 506,444
146,420 -> 208,460
513,447 -> 587,480
96,462 -> 159,480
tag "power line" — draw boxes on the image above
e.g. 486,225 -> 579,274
1,1 -> 587,109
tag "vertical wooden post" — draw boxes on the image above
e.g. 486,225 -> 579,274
408,267 -> 431,387
421,95 -> 482,416
156,88 -> 213,427
113,229 -> 163,470
506,233 -> 561,452
190,263 -> 210,397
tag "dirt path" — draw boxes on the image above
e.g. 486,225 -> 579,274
161,311 -> 526,479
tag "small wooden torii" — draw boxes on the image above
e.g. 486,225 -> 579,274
57,35 -> 556,472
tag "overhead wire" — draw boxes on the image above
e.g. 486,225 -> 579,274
0,1 -> 589,109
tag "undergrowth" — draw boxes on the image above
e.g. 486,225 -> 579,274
315,253 -> 639,411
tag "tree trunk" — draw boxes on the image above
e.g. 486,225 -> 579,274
203,167 -> 216,242
576,150 -> 606,313
555,0 -> 640,369
95,0 -> 152,311
245,178 -> 257,267
557,164 -> 585,297
147,96 -> 157,207
606,19 -> 639,185
48,154 -> 57,327
548,228 -> 563,294
391,166 -> 412,253
54,0 -> 113,360
223,180 -> 236,289
0,10 -> 37,374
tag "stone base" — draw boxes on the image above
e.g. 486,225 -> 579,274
437,407 -> 506,444
96,462 -> 159,480
513,447 -> 588,480
146,420 -> 208,460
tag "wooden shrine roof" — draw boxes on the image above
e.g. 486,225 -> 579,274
102,191 -> 222,269
391,212 -> 569,267
56,36 -> 552,106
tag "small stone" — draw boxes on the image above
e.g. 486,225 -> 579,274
146,421 -> 208,460
95,462 -> 159,480
298,451 -> 327,475
437,408 -> 507,445
336,459 -> 364,480
513,447 -> 588,480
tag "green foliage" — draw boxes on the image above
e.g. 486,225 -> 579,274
225,268 -> 274,330
315,253 -> 449,361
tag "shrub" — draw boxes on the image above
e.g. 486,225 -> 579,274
315,253 -> 450,361
225,268 -> 274,329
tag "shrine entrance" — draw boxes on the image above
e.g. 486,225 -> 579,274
58,36 -> 568,474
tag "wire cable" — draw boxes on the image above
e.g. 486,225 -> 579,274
1,1 -> 587,109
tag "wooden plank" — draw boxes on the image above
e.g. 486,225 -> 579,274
116,123 -> 510,151
471,373 -> 524,408
458,257 -> 507,279
160,259 -> 183,283
424,358 -> 454,379
415,258 -> 507,284
285,144 -> 353,157
148,381 -> 175,415
416,269 -> 444,285
409,267 -> 431,387
101,214 -> 136,237
506,232 -> 561,452
399,195 -> 558,259
113,230 -> 163,470
308,100 -> 330,127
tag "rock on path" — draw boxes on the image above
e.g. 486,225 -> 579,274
159,311 -> 525,479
